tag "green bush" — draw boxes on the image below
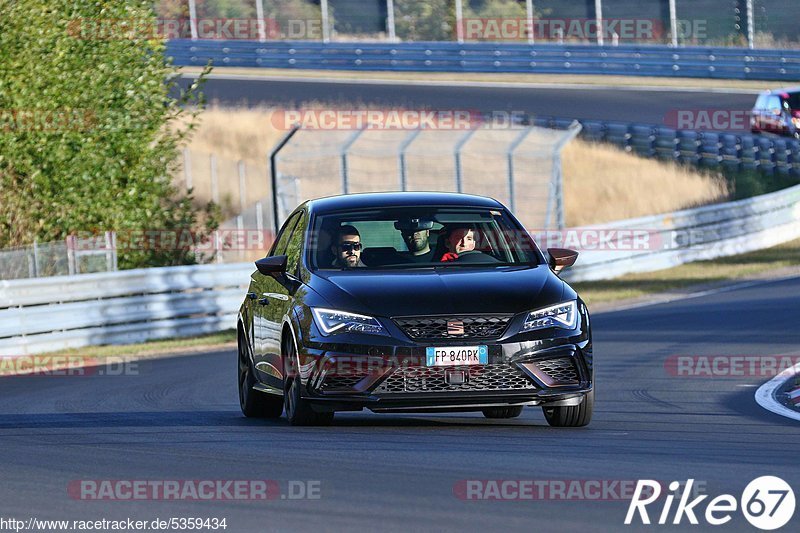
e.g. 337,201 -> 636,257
721,167 -> 800,200
0,0 -> 215,269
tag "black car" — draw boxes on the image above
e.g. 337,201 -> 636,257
237,192 -> 593,426
751,87 -> 800,139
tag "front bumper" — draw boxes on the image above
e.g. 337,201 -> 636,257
297,342 -> 593,413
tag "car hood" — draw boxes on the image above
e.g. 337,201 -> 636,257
309,265 -> 564,317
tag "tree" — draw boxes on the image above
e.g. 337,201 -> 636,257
0,0 -> 215,268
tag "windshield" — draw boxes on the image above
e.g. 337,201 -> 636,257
783,92 -> 800,110
310,206 -> 543,271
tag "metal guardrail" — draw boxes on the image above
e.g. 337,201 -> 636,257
0,263 -> 252,356
2,182 -> 799,355
533,116 -> 800,176
167,40 -> 800,80
562,183 -> 800,282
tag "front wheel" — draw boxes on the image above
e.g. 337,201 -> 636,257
542,389 -> 594,427
238,330 -> 283,419
283,336 -> 334,426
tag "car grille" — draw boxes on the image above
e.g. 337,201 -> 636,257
319,372 -> 371,392
393,315 -> 512,341
374,364 -> 536,394
520,357 -> 580,386
535,358 -> 579,383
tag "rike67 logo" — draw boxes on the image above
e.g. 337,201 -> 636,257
625,477 -> 795,530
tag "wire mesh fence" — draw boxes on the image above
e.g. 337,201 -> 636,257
152,0 -> 800,48
272,121 -> 582,232
0,233 -> 118,281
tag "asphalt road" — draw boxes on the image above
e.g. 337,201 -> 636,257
1,275 -> 798,532
180,75 -> 761,129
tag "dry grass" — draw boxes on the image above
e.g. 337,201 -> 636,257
179,107 -> 730,226
562,139 -> 729,226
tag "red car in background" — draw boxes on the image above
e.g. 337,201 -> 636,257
751,87 -> 800,139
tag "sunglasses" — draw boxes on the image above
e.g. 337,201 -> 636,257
339,242 -> 362,252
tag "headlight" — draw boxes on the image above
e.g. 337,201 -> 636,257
522,301 -> 578,332
311,308 -> 388,336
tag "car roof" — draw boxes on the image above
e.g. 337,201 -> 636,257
762,87 -> 800,96
303,192 -> 506,215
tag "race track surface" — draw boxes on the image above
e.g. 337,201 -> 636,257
1,275 -> 798,532
180,76 -> 760,129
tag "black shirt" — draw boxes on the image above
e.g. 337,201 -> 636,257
401,249 -> 436,263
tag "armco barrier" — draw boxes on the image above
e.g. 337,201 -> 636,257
533,116 -> 800,177
0,263 -> 253,356
167,40 -> 800,81
2,183 -> 799,354
562,183 -> 800,282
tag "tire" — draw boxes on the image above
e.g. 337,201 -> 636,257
482,406 -> 524,419
283,335 -> 334,426
238,329 -> 283,419
542,389 -> 594,427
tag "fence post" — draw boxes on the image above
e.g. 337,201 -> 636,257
550,121 -> 583,230
32,239 -> 40,278
270,125 -> 301,232
183,148 -> 193,191
506,126 -> 535,214
210,154 -> 219,205
455,0 -> 464,44
397,129 -> 421,191
236,214 -> 245,262
104,231 -> 114,272
594,0 -> 604,46
256,201 -> 265,252
66,235 -> 76,276
746,0 -> 754,49
238,160 -> 247,214
321,0 -> 331,43
215,231 -> 223,264
669,0 -> 678,47
454,127 -> 479,194
386,0 -> 397,42
340,127 -> 365,195
188,0 -> 199,40
526,0 -> 535,45
110,231 -> 118,271
255,0 -> 267,42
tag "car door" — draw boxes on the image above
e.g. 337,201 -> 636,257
752,94 -> 767,132
764,95 -> 783,134
251,211 -> 302,390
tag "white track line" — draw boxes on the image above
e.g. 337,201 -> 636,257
593,272 -> 800,315
755,361 -> 800,422
181,72 -> 760,94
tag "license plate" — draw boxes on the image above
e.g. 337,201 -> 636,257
426,346 -> 488,367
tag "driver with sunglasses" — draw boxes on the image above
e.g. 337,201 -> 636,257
331,225 -> 366,268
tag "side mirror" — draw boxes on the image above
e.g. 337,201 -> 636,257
255,255 -> 287,276
547,248 -> 578,275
